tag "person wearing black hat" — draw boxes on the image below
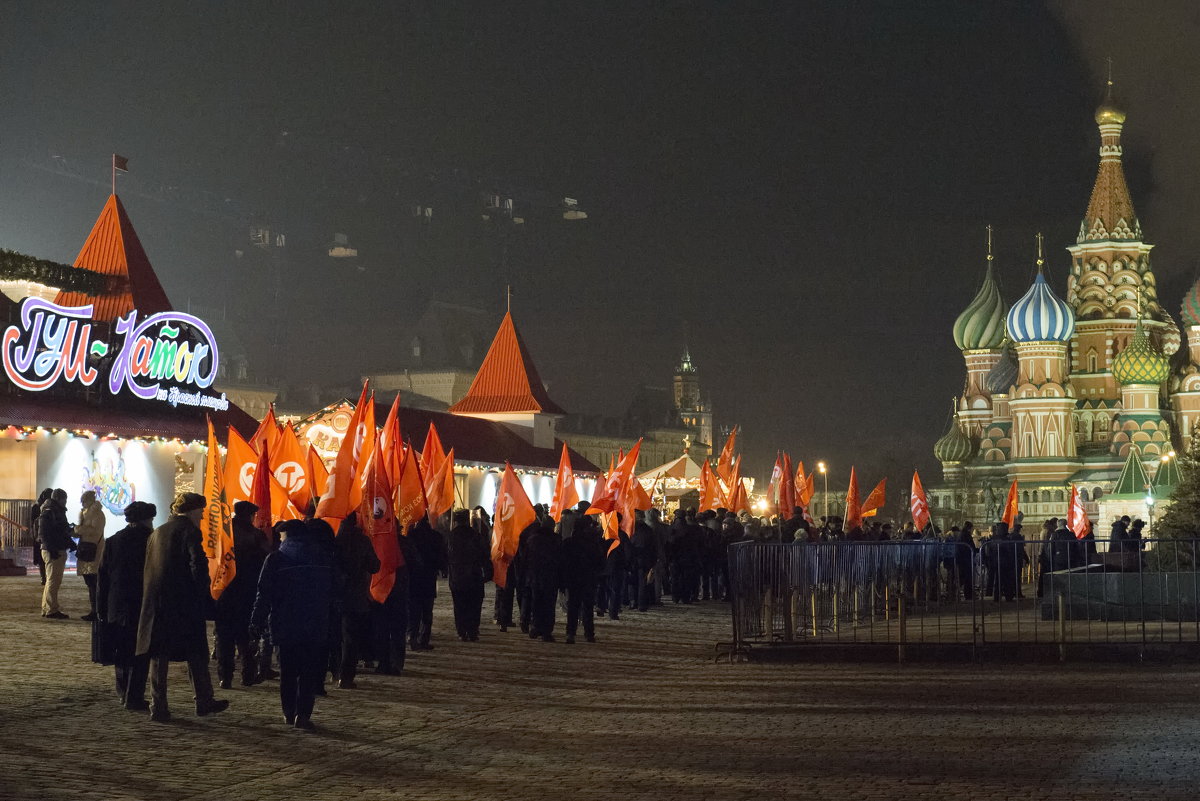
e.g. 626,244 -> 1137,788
95,501 -> 157,710
214,500 -> 270,689
136,492 -> 229,722
39,488 -> 75,618
252,518 -> 335,729
446,508 -> 492,641
407,517 -> 447,650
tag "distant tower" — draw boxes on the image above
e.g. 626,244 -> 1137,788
1110,301 -> 1171,458
1171,276 -> 1200,451
673,348 -> 713,449
953,225 -> 1007,438
1007,235 -> 1078,482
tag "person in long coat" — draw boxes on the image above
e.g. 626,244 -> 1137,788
251,519 -> 335,730
560,510 -> 604,643
407,518 -> 447,650
95,501 -> 156,710
526,516 -> 563,641
135,493 -> 228,722
446,509 -> 492,641
215,501 -> 270,688
335,513 -> 380,688
76,490 -> 107,622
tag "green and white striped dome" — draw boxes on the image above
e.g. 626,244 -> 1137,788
953,261 -> 1006,351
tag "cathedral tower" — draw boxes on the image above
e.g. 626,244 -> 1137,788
952,227 -> 1006,438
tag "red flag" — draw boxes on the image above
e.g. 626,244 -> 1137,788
717,426 -> 738,482
1067,484 -> 1090,539
251,403 -> 282,456
590,455 -> 613,508
360,449 -> 399,602
699,460 -> 722,512
780,452 -> 796,516
910,470 -> 932,531
1001,479 -> 1019,528
549,444 -> 580,522
271,423 -> 313,510
201,419 -> 235,600
250,443 -> 273,536
861,478 -> 887,518
767,453 -> 783,509
492,462 -> 536,588
589,439 -> 642,514
316,381 -> 370,522
727,478 -> 749,513
394,442 -> 429,530
844,467 -> 863,533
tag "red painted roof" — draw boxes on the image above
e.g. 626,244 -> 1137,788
0,395 -> 259,444
54,194 -> 173,322
448,311 -> 565,415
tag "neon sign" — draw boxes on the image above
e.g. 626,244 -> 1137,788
2,298 -> 228,410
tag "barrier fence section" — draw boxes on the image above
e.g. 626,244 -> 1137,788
726,537 -> 1200,659
0,499 -> 34,551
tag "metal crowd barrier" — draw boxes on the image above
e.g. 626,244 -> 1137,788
0,498 -> 34,550
725,537 -> 1200,662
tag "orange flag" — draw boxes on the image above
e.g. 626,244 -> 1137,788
549,443 -> 580,522
306,444 -> 330,505
910,470 -> 931,531
699,460 -> 722,512
844,467 -> 863,532
780,452 -> 796,515
250,443 -> 274,535
767,453 -> 783,509
861,478 -> 887,518
394,442 -> 429,531
201,419 -> 235,600
589,439 -> 642,514
727,478 -> 749,513
1001,479 -> 1019,528
419,422 -> 446,485
349,393 -> 377,512
316,381 -> 371,522
378,394 -> 403,485
360,449 -> 399,602
717,426 -> 738,482
223,427 -> 260,505
426,446 -> 457,518
1067,484 -> 1090,540
251,403 -> 282,456
492,462 -> 536,588
271,423 -> 313,510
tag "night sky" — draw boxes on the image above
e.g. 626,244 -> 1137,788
2,2 -> 1199,494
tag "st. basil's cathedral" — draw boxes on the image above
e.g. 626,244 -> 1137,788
930,80 -> 1193,528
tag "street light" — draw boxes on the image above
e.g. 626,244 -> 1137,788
817,461 -> 829,524
1146,493 -> 1156,536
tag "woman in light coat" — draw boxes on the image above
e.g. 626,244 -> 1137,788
76,490 -> 107,622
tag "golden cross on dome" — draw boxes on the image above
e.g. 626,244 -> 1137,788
1035,232 -> 1044,270
1106,56 -> 1114,87
986,224 -> 993,261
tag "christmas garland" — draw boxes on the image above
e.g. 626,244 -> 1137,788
0,249 -> 109,296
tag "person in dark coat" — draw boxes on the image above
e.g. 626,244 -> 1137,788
136,493 -> 228,722
1110,515 -> 1132,553
251,518 -> 335,730
513,520 -> 540,634
372,524 -> 411,675
95,501 -> 156,710
670,511 -> 703,604
215,501 -> 270,689
407,518 -> 447,650
560,510 -> 604,643
335,512 -> 380,688
525,515 -> 563,641
630,512 -> 659,612
604,527 -> 630,620
954,522 -> 977,600
39,488 -> 75,618
446,509 -> 493,640
30,488 -> 52,586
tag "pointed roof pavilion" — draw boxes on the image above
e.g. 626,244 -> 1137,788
1108,446 -> 1152,499
54,194 -> 172,321
448,310 -> 566,416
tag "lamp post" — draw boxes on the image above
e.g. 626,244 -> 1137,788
1145,493 -> 1155,537
817,461 -> 829,524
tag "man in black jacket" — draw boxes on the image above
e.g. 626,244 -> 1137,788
336,513 -> 380,688
630,512 -> 658,612
215,501 -> 270,689
96,501 -> 156,710
560,510 -> 604,643
447,509 -> 492,640
39,488 -> 75,619
136,493 -> 229,722
407,518 -> 447,650
526,515 -> 563,641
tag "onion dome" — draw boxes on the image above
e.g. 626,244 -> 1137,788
953,260 -> 1006,351
1182,276 -> 1200,327
1006,272 -> 1075,343
986,345 -> 1018,394
934,408 -> 975,464
1095,79 -> 1126,125
1112,319 -> 1169,385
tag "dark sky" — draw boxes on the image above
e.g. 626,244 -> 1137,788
2,2 -> 1198,492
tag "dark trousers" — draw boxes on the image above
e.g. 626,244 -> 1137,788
372,591 -> 408,674
518,585 -> 534,631
531,584 -> 557,638
408,595 -> 434,647
636,569 -> 653,612
278,642 -> 324,722
340,611 -> 371,682
111,623 -> 148,705
494,583 -> 515,627
215,621 -> 257,684
565,582 -> 595,640
149,641 -> 215,714
671,563 -> 698,603
450,581 -> 484,637
594,578 -> 608,615
82,574 -> 98,615
607,569 -> 627,619
956,559 -> 973,599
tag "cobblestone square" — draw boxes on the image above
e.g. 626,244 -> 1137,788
2,575 -> 1199,801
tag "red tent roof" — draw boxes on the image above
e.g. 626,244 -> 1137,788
54,194 -> 173,321
448,311 -> 565,415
